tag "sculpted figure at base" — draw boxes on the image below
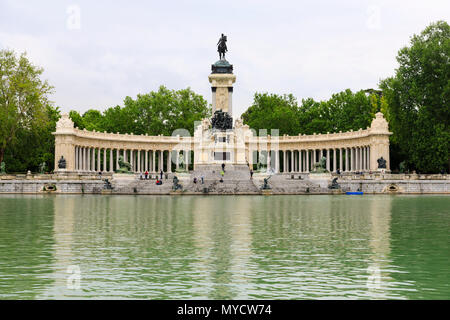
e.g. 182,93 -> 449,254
261,175 -> 272,190
172,175 -> 183,191
211,110 -> 233,130
377,157 -> 387,169
58,156 -> 66,169
328,177 -> 340,190
39,162 -> 46,174
312,157 -> 328,173
116,156 -> 132,173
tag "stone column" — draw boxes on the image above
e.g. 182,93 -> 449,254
79,147 -> 82,171
87,148 -> 91,172
339,148 -> 343,172
152,151 -> 156,172
103,148 -> 107,172
333,149 -> 336,173
116,149 -> 119,170
137,150 -> 141,172
176,150 -> 179,170
267,150 -> 271,171
358,147 -> 361,171
299,150 -> 302,173
289,150 -> 293,172
362,147 -> 365,171
350,148 -> 354,172
109,149 -> 113,172
91,148 -> 94,171
275,150 -> 279,173
130,150 -> 134,172
167,150 -> 172,173
326,149 -> 330,171
145,151 -> 148,172
367,146 -> 370,170
185,150 -> 189,171
123,149 -> 127,163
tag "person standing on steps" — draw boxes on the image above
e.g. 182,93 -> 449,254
250,169 -> 253,179
145,170 -> 149,180
160,169 -> 163,180
221,163 -> 225,172
201,176 -> 204,184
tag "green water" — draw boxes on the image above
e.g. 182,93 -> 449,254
0,194 -> 448,300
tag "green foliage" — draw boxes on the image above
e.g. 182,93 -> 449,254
69,86 -> 210,136
0,49 -> 55,172
3,105 -> 60,173
380,20 -> 449,173
242,89 -> 377,136
242,93 -> 299,135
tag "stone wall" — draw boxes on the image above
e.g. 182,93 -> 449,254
0,173 -> 448,194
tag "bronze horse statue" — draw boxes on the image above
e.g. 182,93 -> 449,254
217,34 -> 228,60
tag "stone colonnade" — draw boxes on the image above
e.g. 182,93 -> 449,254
250,146 -> 371,173
54,112 -> 391,173
72,147 -> 192,173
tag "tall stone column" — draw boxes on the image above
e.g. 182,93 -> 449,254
339,148 -> 343,172
275,150 -> 279,173
267,150 -> 271,171
95,148 -> 99,172
326,149 -> 330,171
116,149 -> 119,170
208,61 -> 236,117
299,150 -> 302,173
333,149 -> 336,172
130,150 -> 134,172
152,151 -> 155,172
103,148 -> 107,172
145,150 -> 148,172
87,148 -> 91,172
137,150 -> 141,172
109,149 -> 113,172
362,147 -> 366,171
289,150 -> 294,172
92,148 -> 96,171
176,150 -> 179,170
185,150 -> 189,171
123,149 -> 127,163
367,146 -> 371,170
167,150 -> 172,173
350,148 -> 354,172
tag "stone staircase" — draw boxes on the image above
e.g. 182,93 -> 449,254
258,174 -> 325,194
110,174 -> 173,194
186,164 -> 260,194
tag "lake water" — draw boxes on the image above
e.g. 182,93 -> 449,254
0,194 -> 448,300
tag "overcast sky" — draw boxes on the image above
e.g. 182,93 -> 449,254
0,0 -> 448,118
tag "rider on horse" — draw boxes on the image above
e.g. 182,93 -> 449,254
217,33 -> 228,60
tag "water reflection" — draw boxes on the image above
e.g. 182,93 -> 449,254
0,194 -> 448,299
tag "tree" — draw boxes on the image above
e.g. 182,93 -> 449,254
70,86 -> 211,136
241,93 -> 300,135
4,105 -> 60,172
0,49 -> 53,166
380,21 -> 450,173
242,89 -> 377,136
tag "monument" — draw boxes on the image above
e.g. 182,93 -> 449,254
53,35 -> 392,178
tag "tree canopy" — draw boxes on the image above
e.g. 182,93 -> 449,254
69,86 -> 210,136
242,89 -> 379,136
0,49 -> 56,172
380,20 -> 449,173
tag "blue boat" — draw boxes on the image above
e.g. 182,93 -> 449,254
346,191 -> 363,195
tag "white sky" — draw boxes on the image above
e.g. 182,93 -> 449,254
0,0 -> 449,118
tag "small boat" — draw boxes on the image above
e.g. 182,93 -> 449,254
346,191 -> 363,195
